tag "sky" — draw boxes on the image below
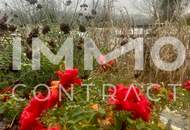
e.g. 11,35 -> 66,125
84,0 -> 143,14
113,0 -> 142,13
0,0 -> 144,14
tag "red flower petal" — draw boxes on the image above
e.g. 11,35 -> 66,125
183,80 -> 190,91
20,69 -> 82,130
56,69 -> 82,89
108,84 -> 151,122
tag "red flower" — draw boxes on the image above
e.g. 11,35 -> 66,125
19,90 -> 60,130
20,69 -> 82,130
48,126 -> 60,130
97,55 -> 116,71
56,69 -> 82,90
152,84 -> 161,94
98,55 -> 106,65
182,80 -> 190,91
0,86 -> 12,94
167,90 -> 174,102
46,85 -> 59,109
20,68 -> 83,130
19,93 -> 48,130
108,84 -> 151,121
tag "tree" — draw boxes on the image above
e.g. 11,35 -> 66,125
159,0 -> 183,21
140,0 -> 184,22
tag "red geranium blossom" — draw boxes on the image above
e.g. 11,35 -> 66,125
56,69 -> 82,90
182,80 -> 190,91
108,84 -> 151,122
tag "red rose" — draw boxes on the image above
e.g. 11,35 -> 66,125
46,85 -> 59,109
97,55 -> 116,71
152,84 -> 161,94
20,69 -> 82,130
182,80 -> 190,91
108,84 -> 151,121
167,91 -> 174,102
56,69 -> 82,90
19,93 -> 48,130
20,91 -> 60,130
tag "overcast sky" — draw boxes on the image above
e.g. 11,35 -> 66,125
113,0 -> 142,13
0,0 -> 144,14
84,0 -> 143,14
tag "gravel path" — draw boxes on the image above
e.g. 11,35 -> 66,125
160,108 -> 188,130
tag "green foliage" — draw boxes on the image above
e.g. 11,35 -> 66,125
1,25 -> 190,130
0,94 -> 27,120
